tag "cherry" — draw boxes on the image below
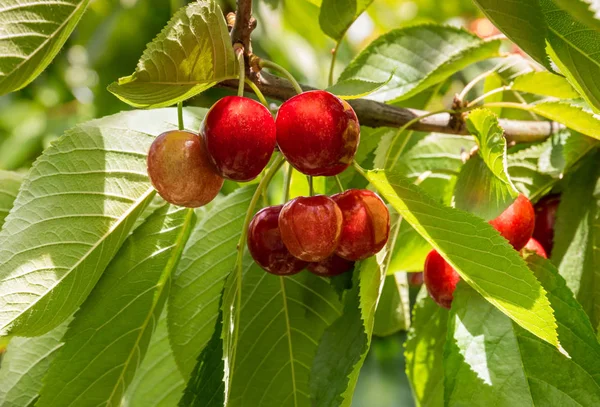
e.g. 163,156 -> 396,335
278,195 -> 343,262
201,96 -> 276,181
423,250 -> 460,309
521,237 -> 547,259
408,272 -> 423,286
489,194 -> 535,251
247,205 -> 308,275
532,194 -> 560,256
276,90 -> 360,176
308,254 -> 354,277
332,189 -> 390,261
147,130 -> 223,208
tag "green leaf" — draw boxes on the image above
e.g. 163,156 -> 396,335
37,204 -> 194,406
326,76 -> 392,100
471,0 -> 551,70
373,273 -> 410,336
512,71 -> 580,99
366,169 -> 559,347
318,0 -> 372,41
168,186 -> 255,378
108,1 -> 237,108
225,266 -> 344,406
551,154 -> 600,326
0,108 -> 204,337
507,142 -> 556,200
404,291 -> 448,407
526,100 -> 600,141
0,0 -> 90,94
553,0 -> 600,31
0,321 -> 69,407
310,252 -> 386,407
542,0 -> 600,112
483,72 -> 504,116
122,313 -> 184,407
0,171 -> 22,228
338,25 -> 501,103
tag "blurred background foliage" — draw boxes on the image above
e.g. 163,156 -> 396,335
0,1 -> 501,405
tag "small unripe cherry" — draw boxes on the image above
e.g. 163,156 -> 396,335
520,237 -> 547,259
424,250 -> 460,309
332,189 -> 390,261
308,254 -> 354,277
278,195 -> 343,262
202,96 -> 276,181
532,194 -> 560,256
489,194 -> 535,251
147,130 -> 223,208
247,205 -> 307,275
276,90 -> 360,176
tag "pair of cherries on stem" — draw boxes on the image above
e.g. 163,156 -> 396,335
248,189 -> 390,277
147,90 -> 360,208
424,194 -> 553,309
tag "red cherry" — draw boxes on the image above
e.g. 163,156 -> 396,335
247,205 -> 307,275
332,189 -> 390,260
521,237 -> 547,259
532,194 -> 560,256
201,96 -> 276,181
276,90 -> 360,176
147,130 -> 223,208
278,195 -> 343,262
489,194 -> 535,251
308,255 -> 354,277
424,250 -> 460,309
408,272 -> 423,286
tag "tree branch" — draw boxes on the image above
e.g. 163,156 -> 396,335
219,72 -> 561,143
230,0 -> 254,53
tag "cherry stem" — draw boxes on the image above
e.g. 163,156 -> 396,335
467,86 -> 510,107
457,57 -> 510,101
335,175 -> 344,193
231,153 -> 286,372
260,59 -> 303,95
328,41 -> 341,87
244,78 -> 269,107
235,44 -> 246,97
352,160 -> 367,178
308,175 -> 314,196
177,102 -> 184,130
283,162 -> 292,202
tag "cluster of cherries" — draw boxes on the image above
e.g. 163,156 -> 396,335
147,89 -> 390,276
423,194 -> 560,308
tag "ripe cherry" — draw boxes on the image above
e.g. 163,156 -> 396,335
532,194 -> 560,256
147,130 -> 223,208
276,90 -> 360,176
278,195 -> 343,262
247,205 -> 307,275
308,255 -> 354,277
408,272 -> 423,286
332,189 -> 390,261
521,237 -> 547,259
201,96 -> 276,181
424,250 -> 460,309
489,194 -> 535,251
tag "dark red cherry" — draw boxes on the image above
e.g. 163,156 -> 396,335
532,194 -> 560,256
275,90 -> 360,176
308,255 -> 354,277
489,194 -> 535,251
332,189 -> 390,261
408,272 -> 423,286
201,96 -> 276,181
147,130 -> 223,208
520,237 -> 547,259
424,250 -> 460,309
278,195 -> 343,262
247,205 -> 307,275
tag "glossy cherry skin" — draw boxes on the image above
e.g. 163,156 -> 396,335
247,205 -> 308,275
533,194 -> 560,256
276,90 -> 360,176
201,96 -> 276,181
332,189 -> 390,261
308,255 -> 354,277
521,237 -> 547,259
279,195 -> 343,262
147,130 -> 223,208
489,194 -> 535,251
424,250 -> 460,309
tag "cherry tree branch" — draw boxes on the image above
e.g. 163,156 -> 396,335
230,0 -> 255,54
